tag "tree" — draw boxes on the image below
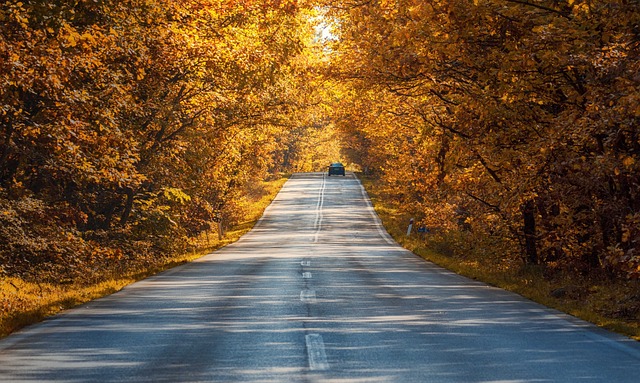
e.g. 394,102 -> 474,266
326,0 -> 640,278
0,0 -> 318,281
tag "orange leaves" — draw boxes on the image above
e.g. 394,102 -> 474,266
622,156 -> 636,168
265,0 -> 299,14
4,2 -> 29,30
214,0 -> 299,17
327,0 -> 640,278
606,213 -> 640,279
59,22 -> 80,48
0,0 -> 314,280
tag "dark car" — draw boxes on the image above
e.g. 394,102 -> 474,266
328,162 -> 346,176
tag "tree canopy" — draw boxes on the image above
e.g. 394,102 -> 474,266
1,0 -> 638,283
326,0 -> 640,279
1,0 -> 331,281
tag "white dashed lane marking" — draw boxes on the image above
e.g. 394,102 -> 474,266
300,290 -> 316,303
306,334 -> 329,371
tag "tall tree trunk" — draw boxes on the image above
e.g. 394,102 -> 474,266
522,200 -> 538,265
120,188 -> 135,226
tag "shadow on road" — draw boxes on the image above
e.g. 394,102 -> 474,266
0,173 -> 638,382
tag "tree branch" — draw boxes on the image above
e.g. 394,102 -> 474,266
464,191 -> 501,212
474,151 -> 503,184
505,0 -> 572,20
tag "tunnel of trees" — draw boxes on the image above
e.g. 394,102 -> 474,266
1,0 -> 638,285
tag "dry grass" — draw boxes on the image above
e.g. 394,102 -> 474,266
360,175 -> 640,341
0,175 -> 289,338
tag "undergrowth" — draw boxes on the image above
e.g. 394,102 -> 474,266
360,175 -> 640,341
0,175 -> 289,338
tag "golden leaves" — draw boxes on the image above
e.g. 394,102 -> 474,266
327,0 -> 640,278
60,22 -> 79,47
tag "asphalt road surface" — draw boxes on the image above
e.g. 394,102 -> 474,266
1,172 -> 639,382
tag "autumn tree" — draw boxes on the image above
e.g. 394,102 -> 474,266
326,0 -> 640,278
0,0 -> 318,282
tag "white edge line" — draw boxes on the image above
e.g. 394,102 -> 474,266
354,176 -> 396,245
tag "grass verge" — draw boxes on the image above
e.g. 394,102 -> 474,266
0,175 -> 289,338
360,175 -> 640,341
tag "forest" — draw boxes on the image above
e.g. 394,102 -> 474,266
1,0 -> 639,332
1,0 -> 338,285
327,0 -> 640,282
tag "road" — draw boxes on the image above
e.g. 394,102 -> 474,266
0,172 -> 639,382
